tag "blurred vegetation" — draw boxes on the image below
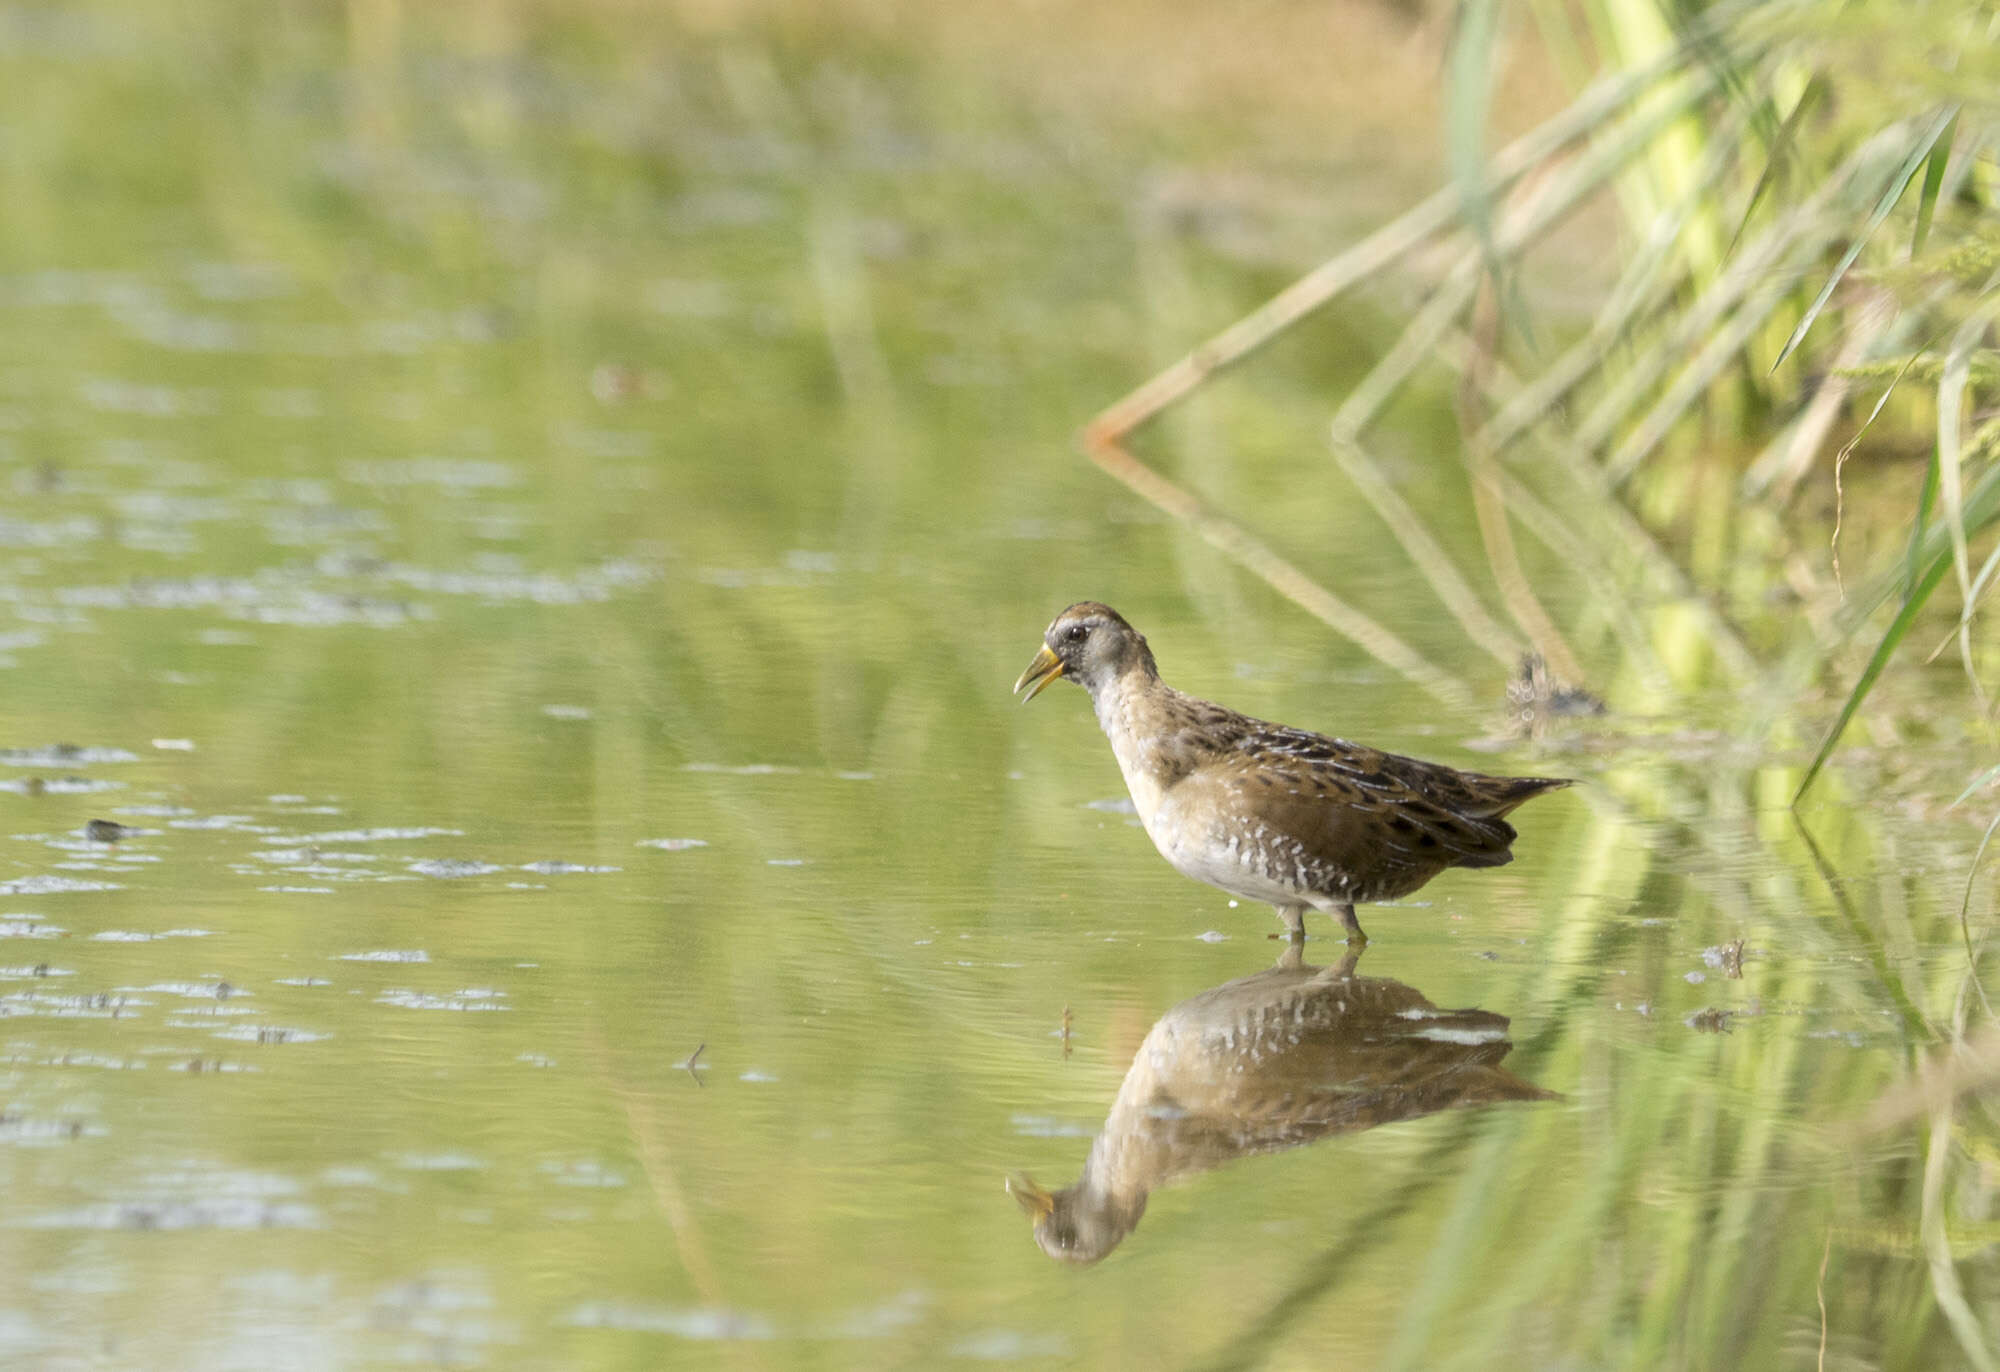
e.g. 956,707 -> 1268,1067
1443,0 -> 2000,793
0,1 -> 1997,1368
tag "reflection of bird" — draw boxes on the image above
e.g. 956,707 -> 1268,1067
1009,945 -> 1555,1264
1013,603 -> 1571,943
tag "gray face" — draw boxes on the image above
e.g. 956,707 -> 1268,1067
1031,1186 -> 1145,1266
1042,602 -> 1142,694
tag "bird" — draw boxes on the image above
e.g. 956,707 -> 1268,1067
1008,942 -> 1556,1264
1012,602 -> 1571,943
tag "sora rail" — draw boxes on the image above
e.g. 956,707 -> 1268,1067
1013,602 -> 1571,944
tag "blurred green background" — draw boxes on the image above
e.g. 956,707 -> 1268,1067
0,1 -> 1996,1368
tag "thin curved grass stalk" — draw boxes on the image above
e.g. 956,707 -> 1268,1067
1773,105 -> 1962,372
1797,450 -> 2000,800
1747,287 -> 1899,502
1797,319 -> 1942,594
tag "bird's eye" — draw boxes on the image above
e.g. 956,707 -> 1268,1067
1065,624 -> 1089,643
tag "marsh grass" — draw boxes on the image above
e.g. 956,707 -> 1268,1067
5,2 -> 1999,1366
1083,0 -> 2000,806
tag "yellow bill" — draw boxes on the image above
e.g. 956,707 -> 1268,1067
1012,644 -> 1064,702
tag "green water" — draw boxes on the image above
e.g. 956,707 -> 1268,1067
1,4 -> 1995,1369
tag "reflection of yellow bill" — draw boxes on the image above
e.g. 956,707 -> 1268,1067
1011,644 -> 1064,701
1006,1173 -> 1055,1221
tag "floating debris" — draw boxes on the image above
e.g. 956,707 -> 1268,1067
209,1024 -> 329,1044
0,776 -> 123,796
1702,940 -> 1747,978
0,1114 -> 101,1145
1685,1008 -> 1734,1034
0,876 -> 122,895
82,819 -> 127,843
290,828 -> 464,848
22,1197 -> 321,1230
0,745 -> 140,767
408,859 -> 504,879
376,988 -> 507,1012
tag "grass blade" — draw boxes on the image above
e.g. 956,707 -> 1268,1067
1725,75 -> 1823,259
1447,0 -> 1503,273
1795,547 -> 1954,805
1912,110 -> 1958,258
1773,106 -> 1961,373
1906,443 -> 1942,599
1953,764 -> 2000,811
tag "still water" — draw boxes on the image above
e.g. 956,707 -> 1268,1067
0,3 -> 1995,1369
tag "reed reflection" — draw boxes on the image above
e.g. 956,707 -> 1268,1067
1010,944 -> 1555,1264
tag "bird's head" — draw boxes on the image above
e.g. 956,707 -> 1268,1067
1012,602 -> 1155,703
1006,1172 -> 1143,1266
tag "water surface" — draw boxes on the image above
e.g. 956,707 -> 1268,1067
0,4 -> 1994,1369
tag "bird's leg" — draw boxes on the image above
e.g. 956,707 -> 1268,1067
1272,940 -> 1307,973
1332,903 -> 1368,947
1270,903 -> 1307,942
